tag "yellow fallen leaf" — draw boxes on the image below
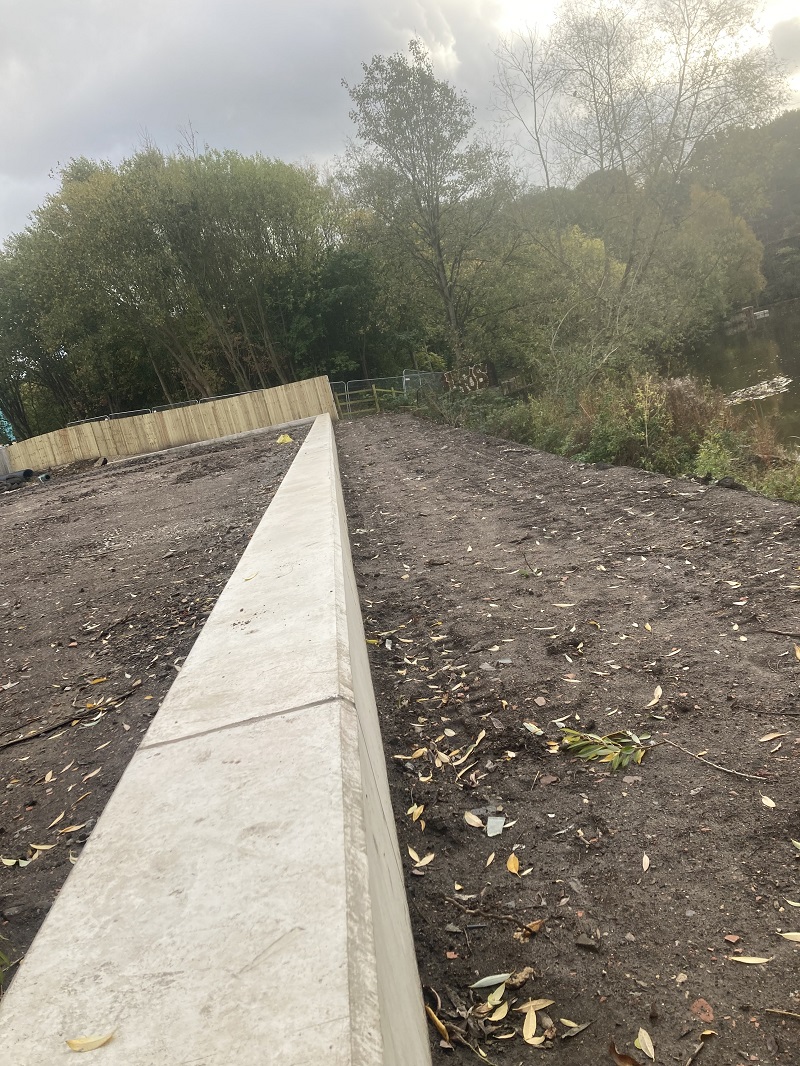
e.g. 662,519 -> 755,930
464,811 -> 484,828
412,805 -> 424,822
486,851 -> 495,867
44,770 -> 54,783
759,732 -> 787,742
275,433 -> 293,444
489,1001 -> 509,1021
517,998 -> 554,1011
48,811 -> 65,828
0,857 -> 16,866
560,1017 -> 579,1027
415,852 -> 435,868
65,1032 -> 114,1052
506,852 -> 520,875
407,845 -> 420,863
761,794 -> 776,808
552,603 -> 576,608
487,983 -> 506,1007
794,643 -> 800,661
644,623 -> 652,632
784,899 -> 800,908
523,1008 -> 537,1042
82,768 -> 101,783
30,843 -> 56,851
425,1005 -> 449,1041
645,685 -> 662,708
777,932 -> 800,942
642,853 -> 650,872
636,1026 -> 655,1060
59,824 -> 87,834
727,955 -> 772,964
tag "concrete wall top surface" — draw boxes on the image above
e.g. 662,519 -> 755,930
0,413 -> 430,1065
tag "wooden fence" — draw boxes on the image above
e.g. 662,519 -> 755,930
1,377 -> 337,472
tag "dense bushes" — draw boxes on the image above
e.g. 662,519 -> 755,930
412,373 -> 800,504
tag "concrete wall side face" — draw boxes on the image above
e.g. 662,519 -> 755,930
330,433 -> 433,1066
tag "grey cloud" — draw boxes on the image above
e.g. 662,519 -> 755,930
771,17 -> 800,70
0,0 -> 509,240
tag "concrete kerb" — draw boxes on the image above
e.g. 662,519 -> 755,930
0,412 -> 432,1066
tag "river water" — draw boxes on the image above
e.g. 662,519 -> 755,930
690,297 -> 800,447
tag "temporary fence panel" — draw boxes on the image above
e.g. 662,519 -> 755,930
2,377 -> 337,470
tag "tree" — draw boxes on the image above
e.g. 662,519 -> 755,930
343,39 -> 517,363
496,0 -> 785,272
494,0 -> 785,374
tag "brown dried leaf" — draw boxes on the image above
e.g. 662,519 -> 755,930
425,1006 -> 449,1041
609,1043 -> 645,1066
506,852 -> 520,875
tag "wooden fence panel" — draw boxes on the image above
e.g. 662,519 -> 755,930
1,377 -> 336,470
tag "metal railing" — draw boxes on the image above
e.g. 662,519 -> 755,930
329,370 -> 443,417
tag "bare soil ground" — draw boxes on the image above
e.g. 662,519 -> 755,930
0,425 -> 308,982
336,414 -> 799,1066
1,412 -> 797,1066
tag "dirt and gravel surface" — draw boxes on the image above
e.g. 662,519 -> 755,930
1,411 -> 797,1066
336,414 -> 799,1066
0,425 -> 308,983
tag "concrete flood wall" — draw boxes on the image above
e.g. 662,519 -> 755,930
0,413 -> 431,1066
2,376 -> 337,471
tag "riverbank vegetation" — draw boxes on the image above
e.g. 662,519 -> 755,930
0,0 -> 797,500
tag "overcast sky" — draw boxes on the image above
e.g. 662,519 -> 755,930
1,0 -> 798,245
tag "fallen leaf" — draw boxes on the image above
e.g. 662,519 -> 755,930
464,811 -> 484,828
777,932 -> 800,942
761,794 -> 776,808
470,973 -> 512,989
425,1006 -> 449,1041
784,899 -> 800,908
609,1042 -> 644,1066
727,955 -> 772,964
82,768 -> 101,783
30,843 -> 56,851
489,1001 -> 509,1021
487,982 -> 506,1007
506,852 -> 520,875
560,1018 -> 579,1028
635,1027 -> 655,1060
552,603 -> 576,607
794,643 -> 800,661
415,852 -> 435,868
65,1032 -> 114,1052
48,811 -> 65,828
44,770 -> 54,784
407,845 -> 420,862
0,857 -> 16,867
486,851 -> 495,867
644,686 -> 662,708
58,824 -> 87,834
89,678 -> 107,685
642,853 -> 650,872
759,732 -> 787,742
522,1007 -> 538,1043
562,1021 -> 591,1038
517,997 -> 554,1011
275,433 -> 293,444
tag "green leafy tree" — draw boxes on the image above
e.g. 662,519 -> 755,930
343,39 -> 518,364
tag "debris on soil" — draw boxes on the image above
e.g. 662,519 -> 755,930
0,426 -> 308,985
337,413 -> 799,1065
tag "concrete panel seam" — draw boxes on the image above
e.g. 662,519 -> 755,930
138,693 -> 355,751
